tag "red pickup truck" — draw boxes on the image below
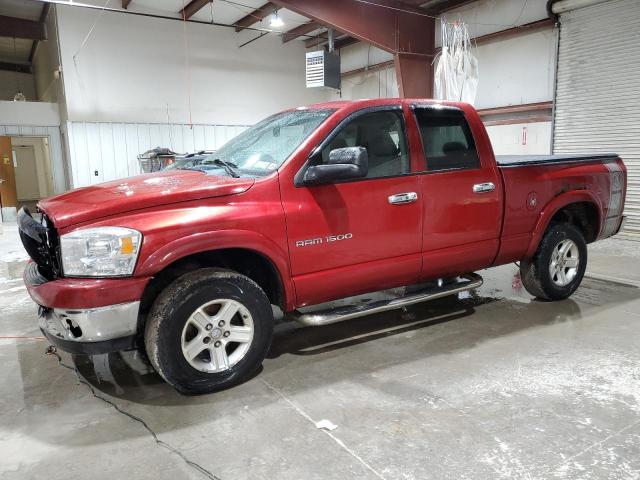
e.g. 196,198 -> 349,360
19,98 -> 626,394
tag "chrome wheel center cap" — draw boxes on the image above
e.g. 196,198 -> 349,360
210,328 -> 223,339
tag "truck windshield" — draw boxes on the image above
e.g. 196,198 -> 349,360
195,109 -> 334,177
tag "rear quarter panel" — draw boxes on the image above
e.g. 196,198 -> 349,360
496,158 -> 625,264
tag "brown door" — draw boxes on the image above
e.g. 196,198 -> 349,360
14,145 -> 40,201
0,136 -> 18,209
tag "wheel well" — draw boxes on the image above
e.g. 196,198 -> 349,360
138,248 -> 285,325
549,202 -> 599,243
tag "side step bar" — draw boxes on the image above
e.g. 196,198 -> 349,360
289,273 -> 483,327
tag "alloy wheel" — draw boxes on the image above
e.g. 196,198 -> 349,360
549,239 -> 580,287
180,299 -> 254,373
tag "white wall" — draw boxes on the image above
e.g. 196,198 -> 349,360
486,121 -> 552,155
0,101 -> 60,127
339,43 -> 393,73
340,67 -> 398,100
66,121 -> 247,187
472,28 -> 556,109
56,5 -> 330,125
337,43 -> 398,100
53,4 -> 332,188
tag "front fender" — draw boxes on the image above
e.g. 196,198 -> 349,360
136,229 -> 295,310
524,190 -> 602,259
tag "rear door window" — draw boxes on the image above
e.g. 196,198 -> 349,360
413,108 -> 480,172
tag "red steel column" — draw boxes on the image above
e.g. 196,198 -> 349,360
395,53 -> 433,98
271,0 -> 435,97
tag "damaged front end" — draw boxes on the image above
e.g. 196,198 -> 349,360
19,207 -> 147,355
17,207 -> 62,280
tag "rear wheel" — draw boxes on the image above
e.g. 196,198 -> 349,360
144,268 -> 273,394
520,223 -> 587,301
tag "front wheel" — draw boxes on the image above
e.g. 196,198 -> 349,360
520,223 -> 587,301
144,268 -> 274,394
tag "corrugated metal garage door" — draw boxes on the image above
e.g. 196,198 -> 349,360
553,0 -> 640,240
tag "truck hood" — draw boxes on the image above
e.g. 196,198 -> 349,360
39,170 -> 255,229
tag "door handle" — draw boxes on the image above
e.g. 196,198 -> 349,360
388,192 -> 418,205
473,182 -> 495,193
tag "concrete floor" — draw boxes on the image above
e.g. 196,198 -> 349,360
1,224 -> 640,480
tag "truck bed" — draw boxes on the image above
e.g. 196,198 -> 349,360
496,153 -> 618,167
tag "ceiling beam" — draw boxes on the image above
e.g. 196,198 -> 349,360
343,59 -> 395,77
122,0 -> 132,8
29,3 -> 51,63
0,15 -> 47,41
282,21 -> 319,42
334,36 -> 359,49
477,101 -> 553,117
473,18 -> 554,46
302,0 -> 479,50
420,0 -> 478,14
271,0 -> 433,55
483,115 -> 551,126
0,61 -> 32,74
233,2 -> 278,32
179,0 -> 211,20
304,32 -> 328,48
305,32 -> 358,50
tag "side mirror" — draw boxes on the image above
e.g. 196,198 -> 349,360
303,147 -> 368,185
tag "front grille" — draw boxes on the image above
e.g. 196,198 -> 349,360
17,207 -> 61,280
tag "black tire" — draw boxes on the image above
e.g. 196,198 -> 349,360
144,268 -> 273,394
520,223 -> 587,301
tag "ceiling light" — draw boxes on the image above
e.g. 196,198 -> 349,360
270,11 -> 284,28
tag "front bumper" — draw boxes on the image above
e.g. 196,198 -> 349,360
24,262 -> 150,310
24,262 -> 150,355
39,301 -> 140,355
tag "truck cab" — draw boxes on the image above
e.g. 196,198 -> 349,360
280,100 -> 502,307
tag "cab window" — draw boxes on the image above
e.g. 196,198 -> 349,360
414,108 -> 480,172
320,110 -> 409,179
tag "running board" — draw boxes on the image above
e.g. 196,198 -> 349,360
289,273 -> 483,327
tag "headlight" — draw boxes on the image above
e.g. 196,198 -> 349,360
60,227 -> 142,277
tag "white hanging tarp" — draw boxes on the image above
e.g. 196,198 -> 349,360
434,19 -> 479,104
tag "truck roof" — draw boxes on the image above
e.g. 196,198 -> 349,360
303,98 -> 471,112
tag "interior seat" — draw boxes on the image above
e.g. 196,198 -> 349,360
361,131 -> 405,178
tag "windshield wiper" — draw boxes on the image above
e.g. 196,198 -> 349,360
177,159 -> 240,177
210,158 -> 240,178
